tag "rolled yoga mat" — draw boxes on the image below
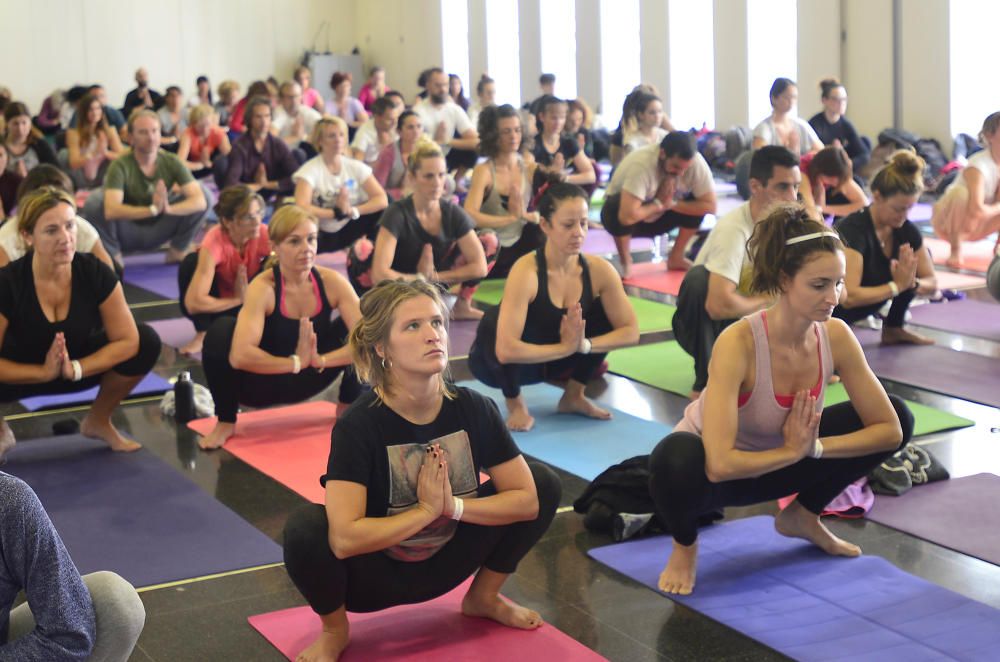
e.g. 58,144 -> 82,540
588,515 -> 1000,661
605,341 -> 974,436
19,371 -> 173,412
907,299 -> 1000,342
121,251 -> 181,299
249,577 -> 608,661
472,281 -> 676,333
3,435 -> 282,588
460,381 -> 670,481
868,473 -> 1000,567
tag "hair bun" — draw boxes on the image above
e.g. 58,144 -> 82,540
888,149 -> 922,177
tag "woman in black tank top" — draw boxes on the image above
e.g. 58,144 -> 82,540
198,205 -> 363,450
469,183 -> 640,431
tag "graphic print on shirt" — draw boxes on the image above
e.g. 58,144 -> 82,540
384,429 -> 477,561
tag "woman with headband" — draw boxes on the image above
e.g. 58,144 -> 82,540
649,203 -> 912,596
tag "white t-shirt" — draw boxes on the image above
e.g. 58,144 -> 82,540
623,127 -> 668,155
0,215 -> 100,261
292,155 -> 373,233
695,202 -> 755,294
412,99 -> 475,154
606,145 -> 715,202
948,149 -> 1000,204
752,116 -> 822,155
350,120 -> 395,165
272,105 -> 322,147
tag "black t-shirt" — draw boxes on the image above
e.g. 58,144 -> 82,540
323,386 -> 521,561
379,197 -> 476,273
532,135 -> 581,168
0,252 -> 118,361
834,207 -> 923,286
807,113 -> 869,163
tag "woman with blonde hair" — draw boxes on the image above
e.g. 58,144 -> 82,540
215,80 -> 241,127
197,205 -> 362,450
282,277 -> 560,662
177,103 -> 231,178
64,92 -> 124,189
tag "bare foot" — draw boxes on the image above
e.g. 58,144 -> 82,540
774,500 -> 861,557
295,626 -> 349,662
462,591 -> 543,630
505,398 -> 535,432
0,418 -> 16,463
179,331 -> 205,356
666,256 -> 693,272
451,298 -> 484,320
945,255 -> 963,269
658,540 -> 698,594
165,247 -> 191,264
688,389 -> 702,401
827,374 -> 841,385
881,327 -> 935,346
199,421 -> 235,450
557,392 -> 612,420
80,415 -> 141,452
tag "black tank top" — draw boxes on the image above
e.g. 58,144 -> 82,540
260,265 -> 339,356
521,248 -> 595,345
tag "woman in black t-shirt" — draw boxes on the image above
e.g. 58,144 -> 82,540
532,96 -> 596,188
0,187 -> 160,452
282,278 -> 560,662
348,140 -> 495,320
834,151 -> 938,344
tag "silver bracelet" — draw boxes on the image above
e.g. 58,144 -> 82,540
811,438 -> 824,459
290,354 -> 301,374
450,496 -> 464,521
71,360 -> 83,382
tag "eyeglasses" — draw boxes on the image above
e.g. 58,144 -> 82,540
236,212 -> 264,223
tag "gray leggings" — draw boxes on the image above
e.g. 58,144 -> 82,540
6,571 -> 145,662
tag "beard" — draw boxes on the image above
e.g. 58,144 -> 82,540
430,92 -> 448,105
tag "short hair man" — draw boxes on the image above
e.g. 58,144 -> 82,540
601,131 -> 718,277
272,81 -> 322,152
673,146 -> 802,396
223,97 -> 300,199
351,96 -> 402,165
84,110 -> 208,265
412,67 -> 479,174
529,73 -> 557,115
121,68 -> 164,117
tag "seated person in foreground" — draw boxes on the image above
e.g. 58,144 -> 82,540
650,203 -> 911,596
197,205 -> 362,450
834,150 -> 937,345
469,184 -> 639,431
0,187 -> 162,452
282,278 -> 561,662
178,185 -> 271,355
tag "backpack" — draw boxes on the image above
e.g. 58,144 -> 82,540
724,125 -> 752,161
953,133 -> 983,160
697,131 -> 728,170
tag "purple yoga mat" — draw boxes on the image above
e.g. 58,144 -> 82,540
589,516 -> 1000,661
19,372 -> 173,412
908,300 -> 1000,342
582,228 -> 653,255
149,317 -> 199,357
448,319 -> 478,358
869,474 -> 1000,566
4,435 -> 282,588
121,252 -> 180,299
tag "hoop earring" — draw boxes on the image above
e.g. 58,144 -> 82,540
382,357 -> 391,371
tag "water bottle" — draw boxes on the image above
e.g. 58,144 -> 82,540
174,371 -> 195,423
344,178 -> 356,203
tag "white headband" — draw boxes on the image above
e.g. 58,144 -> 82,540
785,231 -> 839,246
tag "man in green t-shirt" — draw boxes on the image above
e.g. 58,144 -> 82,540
83,110 -> 208,265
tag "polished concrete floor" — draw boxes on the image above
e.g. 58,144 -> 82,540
5,249 -> 1000,662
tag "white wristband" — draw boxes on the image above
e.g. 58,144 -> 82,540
811,438 -> 824,459
887,281 -> 900,298
451,496 -> 464,521
290,354 -> 301,374
580,338 -> 592,355
148,204 -> 158,218
71,360 -> 82,382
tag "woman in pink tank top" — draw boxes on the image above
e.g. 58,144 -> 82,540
650,203 -> 912,596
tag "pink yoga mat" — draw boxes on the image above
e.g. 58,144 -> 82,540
935,270 -> 985,290
188,402 -> 338,503
924,236 -> 994,273
622,261 -> 685,296
249,578 -> 607,661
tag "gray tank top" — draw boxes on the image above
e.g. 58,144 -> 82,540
480,158 -> 532,248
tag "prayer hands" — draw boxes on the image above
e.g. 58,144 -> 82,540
15,159 -> 28,179
782,390 -> 821,460
335,186 -> 351,216
552,152 -> 566,172
294,317 -> 317,370
890,244 -> 918,293
234,265 -> 249,301
417,243 -> 438,282
254,162 -> 268,186
434,121 -> 448,145
417,443 -> 449,518
42,333 -> 68,381
152,179 -> 168,215
560,302 -> 585,354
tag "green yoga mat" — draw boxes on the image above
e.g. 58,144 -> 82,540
607,341 -> 974,437
473,281 -> 675,333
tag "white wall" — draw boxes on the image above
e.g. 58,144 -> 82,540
355,0 -> 443,102
1,0 -> 356,113
713,0 -> 749,131
797,0 -> 842,122
842,0 -> 894,141
900,0 -> 950,145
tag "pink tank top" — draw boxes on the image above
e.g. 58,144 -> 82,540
676,310 -> 833,451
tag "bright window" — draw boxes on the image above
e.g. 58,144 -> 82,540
441,0 -> 471,98
668,0 -> 715,130
539,0 -> 577,100
485,0 -> 521,107
746,0 -> 797,126
600,0 -> 641,127
950,0 -> 1000,136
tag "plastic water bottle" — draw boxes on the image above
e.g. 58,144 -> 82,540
344,178 -> 356,202
174,371 -> 195,423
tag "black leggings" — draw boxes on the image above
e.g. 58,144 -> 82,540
283,462 -> 561,615
177,252 -> 241,333
487,224 -> 545,281
201,316 -> 359,423
317,212 -> 381,254
0,323 -> 162,402
648,397 -> 913,546
834,287 -> 916,329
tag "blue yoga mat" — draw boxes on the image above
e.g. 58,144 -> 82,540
121,252 -> 180,299
460,381 -> 670,480
19,371 -> 173,412
589,516 -> 1000,661
4,435 -> 282,588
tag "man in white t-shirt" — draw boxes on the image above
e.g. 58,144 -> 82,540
601,132 -> 717,277
272,81 -> 321,154
673,146 -> 802,396
413,68 -> 479,175
350,96 -> 402,166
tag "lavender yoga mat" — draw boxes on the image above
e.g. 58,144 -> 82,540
19,371 -> 172,412
868,473 -> 1000,566
908,300 -> 1000,342
3,435 -> 282,588
448,319 -> 478,358
121,252 -> 180,299
149,317 -> 198,355
589,516 -> 1000,661
582,228 -> 653,255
